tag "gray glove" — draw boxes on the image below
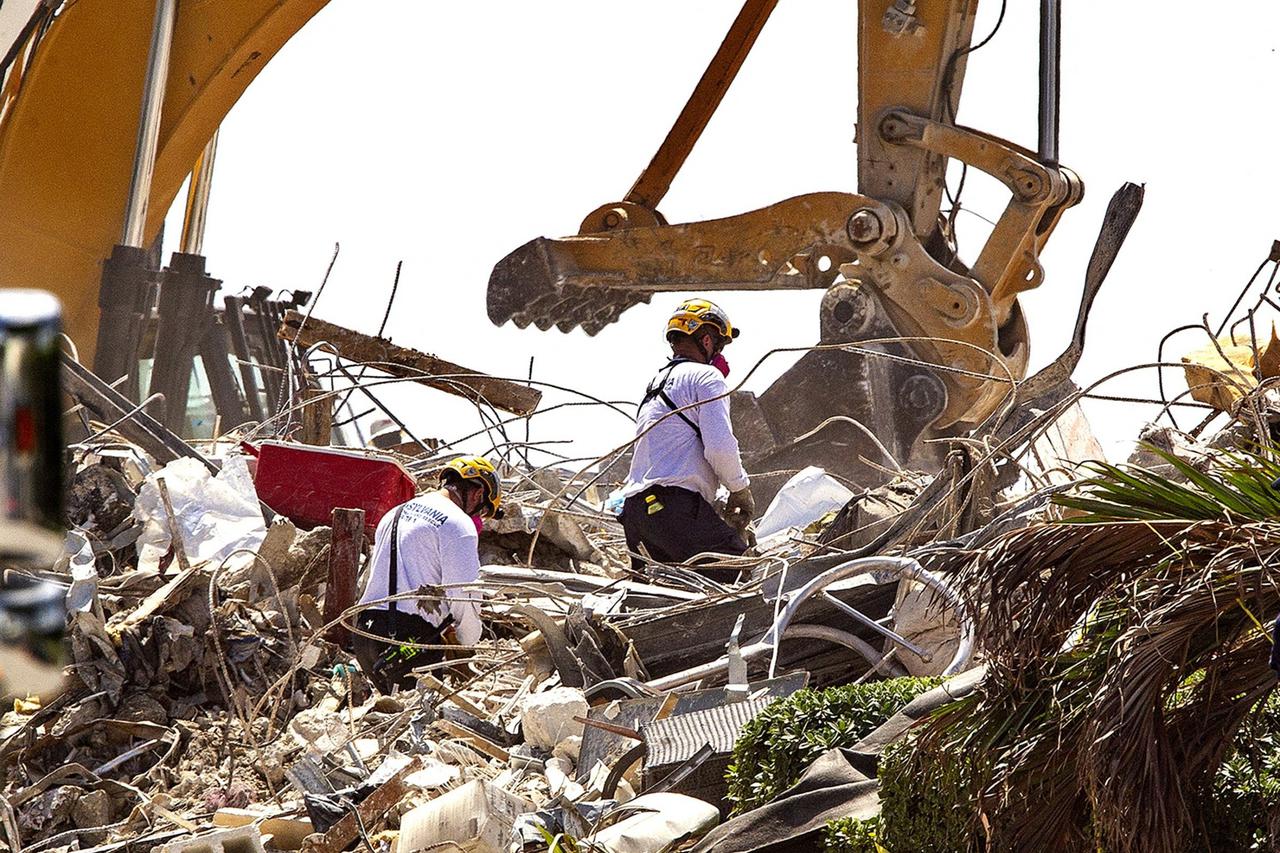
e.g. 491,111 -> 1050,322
724,487 -> 756,533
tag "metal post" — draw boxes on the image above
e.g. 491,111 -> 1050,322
179,130 -> 219,256
198,316 -> 250,429
222,296 -> 266,422
94,0 -> 176,387
1038,0 -> 1061,166
148,253 -> 220,434
121,0 -> 178,248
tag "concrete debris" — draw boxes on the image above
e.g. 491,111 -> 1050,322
28,273 -> 1248,853
212,809 -> 314,851
518,686 -> 588,751
157,825 -> 266,853
398,780 -> 531,853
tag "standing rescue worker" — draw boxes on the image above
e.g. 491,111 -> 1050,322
353,456 -> 501,692
621,298 -> 755,571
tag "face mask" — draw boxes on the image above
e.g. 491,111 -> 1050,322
472,515 -> 485,536
711,353 -> 731,377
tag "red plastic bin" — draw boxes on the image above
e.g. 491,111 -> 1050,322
247,441 -> 416,538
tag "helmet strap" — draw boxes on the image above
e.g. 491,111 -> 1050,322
686,328 -> 716,364
442,478 -> 477,514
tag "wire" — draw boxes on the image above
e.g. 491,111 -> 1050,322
940,0 -> 1009,241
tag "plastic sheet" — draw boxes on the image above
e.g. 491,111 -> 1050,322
754,466 -> 854,540
133,456 -> 266,572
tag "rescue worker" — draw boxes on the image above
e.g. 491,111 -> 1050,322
620,298 -> 755,572
352,456 -> 501,693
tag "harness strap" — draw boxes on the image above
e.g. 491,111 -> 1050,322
387,504 -> 407,616
385,503 -> 457,639
641,359 -> 702,440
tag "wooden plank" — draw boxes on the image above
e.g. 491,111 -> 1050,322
298,380 -> 332,446
278,310 -> 542,416
323,508 -> 364,646
433,719 -> 510,763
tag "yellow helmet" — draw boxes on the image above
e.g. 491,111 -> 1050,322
440,456 -> 502,518
665,298 -> 740,343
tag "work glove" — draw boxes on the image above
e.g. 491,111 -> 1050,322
724,487 -> 756,533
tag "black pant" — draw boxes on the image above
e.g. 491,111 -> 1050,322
352,609 -> 446,694
621,485 -> 747,573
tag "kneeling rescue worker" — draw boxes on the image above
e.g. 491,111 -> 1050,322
621,298 -> 755,571
353,456 -> 501,692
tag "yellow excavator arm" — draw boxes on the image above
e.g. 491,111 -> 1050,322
0,0 -> 327,366
488,0 -> 1083,486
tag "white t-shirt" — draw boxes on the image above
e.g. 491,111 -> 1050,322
622,359 -> 750,505
357,489 -> 482,646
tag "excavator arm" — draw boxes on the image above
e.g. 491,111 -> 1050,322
488,0 -> 1082,487
0,0 -> 328,366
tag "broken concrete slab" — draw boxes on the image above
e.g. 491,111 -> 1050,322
519,686 -> 588,751
398,780 -> 532,853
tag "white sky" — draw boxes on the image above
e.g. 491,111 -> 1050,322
166,1 -> 1280,468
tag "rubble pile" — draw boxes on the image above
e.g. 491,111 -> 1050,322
5,374 -> 976,853
18,222 -> 1280,852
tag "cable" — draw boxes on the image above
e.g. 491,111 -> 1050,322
940,0 -> 1009,237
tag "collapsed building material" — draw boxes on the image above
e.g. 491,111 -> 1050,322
277,310 -> 543,416
302,759 -> 421,853
212,809 -> 313,851
398,780 -> 531,853
157,824 -> 265,853
148,253 -> 221,433
1181,324 -> 1280,412
588,793 -> 721,853
63,356 -> 217,473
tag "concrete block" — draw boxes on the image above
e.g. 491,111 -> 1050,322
518,686 -> 587,751
155,824 -> 265,853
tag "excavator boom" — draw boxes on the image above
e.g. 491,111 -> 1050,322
0,0 -> 328,366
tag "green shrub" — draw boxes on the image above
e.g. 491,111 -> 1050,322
876,734 -> 980,853
1201,691 -> 1280,851
726,676 -> 941,814
822,815 -> 885,852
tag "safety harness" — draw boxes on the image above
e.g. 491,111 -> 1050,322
641,358 -> 702,440
372,504 -> 453,663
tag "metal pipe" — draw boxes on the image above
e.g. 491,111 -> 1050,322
121,0 -> 178,248
644,556 -> 976,691
784,623 -> 909,679
1037,0 -> 1061,165
179,130 -> 219,256
821,590 -> 930,660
